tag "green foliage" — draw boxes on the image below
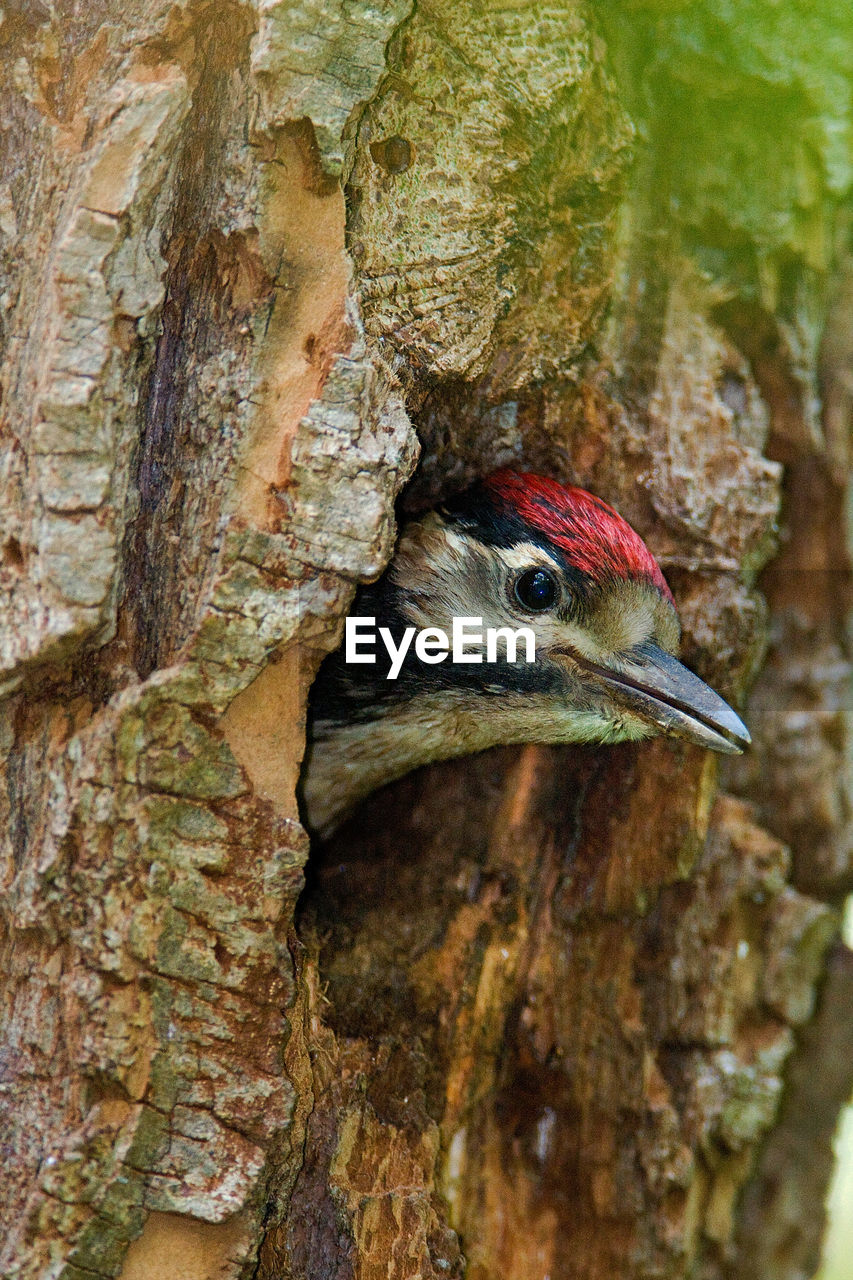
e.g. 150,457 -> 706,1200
599,0 -> 853,275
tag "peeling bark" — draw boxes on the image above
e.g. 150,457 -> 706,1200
1,2 -> 851,1279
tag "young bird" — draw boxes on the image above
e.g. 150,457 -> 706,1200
301,469 -> 749,836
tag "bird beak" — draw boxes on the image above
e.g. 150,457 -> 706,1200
575,643 -> 751,755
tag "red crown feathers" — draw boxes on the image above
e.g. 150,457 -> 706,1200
485,470 -> 673,603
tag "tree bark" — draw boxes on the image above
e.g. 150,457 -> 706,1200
1,2 -> 851,1279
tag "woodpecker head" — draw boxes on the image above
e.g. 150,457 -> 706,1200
302,469 -> 749,835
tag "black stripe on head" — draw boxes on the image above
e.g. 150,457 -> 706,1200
439,479 -> 530,550
438,478 -> 596,606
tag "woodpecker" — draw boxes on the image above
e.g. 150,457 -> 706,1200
301,469 -> 749,836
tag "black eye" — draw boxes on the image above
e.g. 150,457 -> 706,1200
514,568 -> 559,611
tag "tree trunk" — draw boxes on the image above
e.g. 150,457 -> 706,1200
1,3 -> 851,1279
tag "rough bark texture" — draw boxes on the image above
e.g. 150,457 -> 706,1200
0,2 -> 850,1279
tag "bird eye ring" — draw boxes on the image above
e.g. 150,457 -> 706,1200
514,567 -> 559,612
